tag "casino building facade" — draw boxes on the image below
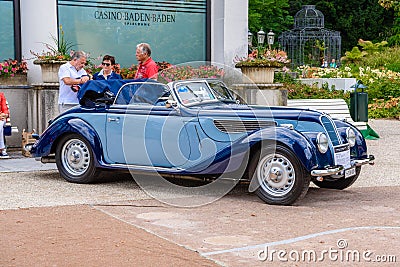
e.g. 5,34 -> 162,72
1,0 -> 248,83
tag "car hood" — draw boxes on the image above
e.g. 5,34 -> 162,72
188,103 -> 323,142
192,103 -> 321,121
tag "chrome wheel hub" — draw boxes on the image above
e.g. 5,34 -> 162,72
61,139 -> 90,176
257,154 -> 295,197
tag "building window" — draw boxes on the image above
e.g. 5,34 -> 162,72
57,0 -> 208,67
0,0 -> 15,60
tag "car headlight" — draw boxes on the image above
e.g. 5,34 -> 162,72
346,127 -> 356,147
316,132 -> 329,153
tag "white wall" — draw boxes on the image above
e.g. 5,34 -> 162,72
21,0 -> 58,84
211,0 -> 248,68
211,0 -> 224,64
223,0 -> 248,67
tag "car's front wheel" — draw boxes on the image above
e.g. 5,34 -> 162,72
56,134 -> 100,183
248,145 -> 310,205
312,166 -> 361,189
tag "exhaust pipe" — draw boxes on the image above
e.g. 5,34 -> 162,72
41,156 -> 56,163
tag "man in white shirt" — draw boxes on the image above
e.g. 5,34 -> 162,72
58,51 -> 90,113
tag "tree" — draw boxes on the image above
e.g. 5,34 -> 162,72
286,0 -> 394,52
379,0 -> 400,45
248,0 -> 293,46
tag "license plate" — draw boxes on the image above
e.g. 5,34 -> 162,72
345,167 -> 356,178
334,144 -> 351,169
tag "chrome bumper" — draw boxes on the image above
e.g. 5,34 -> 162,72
311,165 -> 344,177
311,155 -> 375,177
354,155 -> 375,166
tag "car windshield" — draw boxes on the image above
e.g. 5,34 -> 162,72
206,80 -> 238,103
173,80 -> 219,106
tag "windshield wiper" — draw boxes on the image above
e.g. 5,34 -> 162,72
186,86 -> 203,102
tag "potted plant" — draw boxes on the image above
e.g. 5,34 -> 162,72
31,25 -> 75,83
234,48 -> 290,83
0,59 -> 28,85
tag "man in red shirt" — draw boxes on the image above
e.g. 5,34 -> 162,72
134,43 -> 159,80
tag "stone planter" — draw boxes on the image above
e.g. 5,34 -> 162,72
34,60 -> 67,83
232,83 -> 287,106
0,73 -> 28,86
239,66 -> 275,84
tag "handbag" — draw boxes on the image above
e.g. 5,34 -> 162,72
4,122 -> 11,136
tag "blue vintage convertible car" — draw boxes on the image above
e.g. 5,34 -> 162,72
30,78 -> 374,205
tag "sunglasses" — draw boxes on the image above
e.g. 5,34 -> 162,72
102,62 -> 111,66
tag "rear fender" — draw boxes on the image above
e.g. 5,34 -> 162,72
32,118 -> 104,166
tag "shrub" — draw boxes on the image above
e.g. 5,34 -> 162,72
368,97 -> 400,119
366,79 -> 400,102
286,81 -> 350,101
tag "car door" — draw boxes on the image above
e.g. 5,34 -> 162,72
105,104 -> 191,168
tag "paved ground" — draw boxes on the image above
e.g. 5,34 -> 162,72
0,119 -> 399,266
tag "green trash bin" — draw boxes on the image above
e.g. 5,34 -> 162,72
350,81 -> 368,122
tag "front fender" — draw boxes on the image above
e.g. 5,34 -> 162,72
242,126 -> 318,172
333,119 -> 368,159
31,117 -> 104,165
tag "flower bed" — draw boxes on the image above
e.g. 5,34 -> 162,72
0,59 -> 28,78
234,49 -> 290,68
158,65 -> 224,84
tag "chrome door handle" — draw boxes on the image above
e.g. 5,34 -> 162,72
108,117 -> 120,122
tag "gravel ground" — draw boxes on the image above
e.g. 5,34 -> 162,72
0,119 -> 397,210
0,171 -> 151,210
351,119 -> 400,187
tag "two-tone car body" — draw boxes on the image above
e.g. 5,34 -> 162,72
30,78 -> 374,205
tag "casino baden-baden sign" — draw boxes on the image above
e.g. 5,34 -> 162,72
58,0 -> 207,66
94,10 -> 176,26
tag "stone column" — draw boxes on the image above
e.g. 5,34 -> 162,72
0,84 -> 30,148
28,83 -> 59,134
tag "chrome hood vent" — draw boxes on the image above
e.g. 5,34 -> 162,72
214,120 -> 276,133
320,115 -> 341,146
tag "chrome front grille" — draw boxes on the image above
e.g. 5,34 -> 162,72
320,115 -> 341,146
214,120 -> 275,133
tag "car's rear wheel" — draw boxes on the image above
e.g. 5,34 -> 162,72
248,145 -> 310,205
312,166 -> 361,189
56,134 -> 100,183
